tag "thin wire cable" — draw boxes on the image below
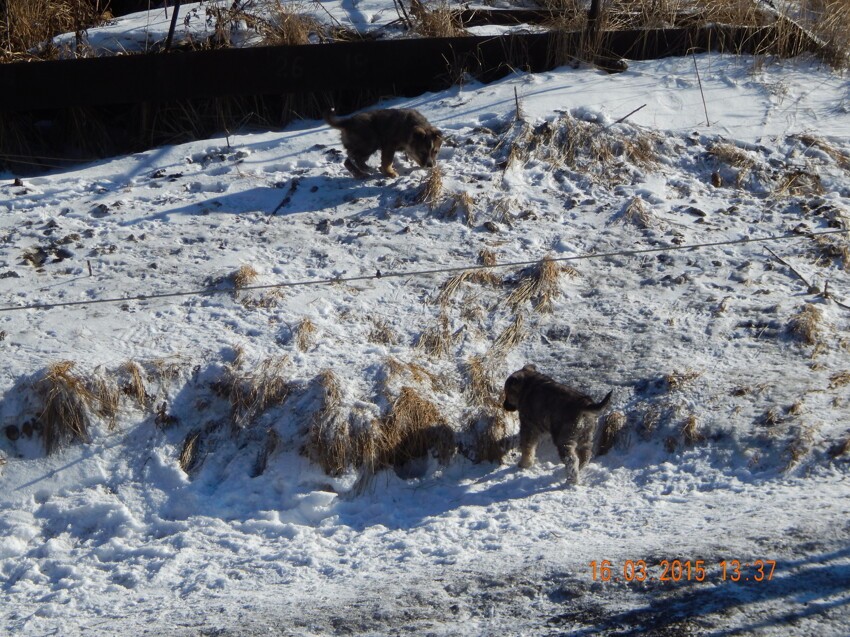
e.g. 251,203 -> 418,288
1,228 -> 847,314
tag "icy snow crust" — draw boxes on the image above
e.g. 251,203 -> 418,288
2,54 -> 850,635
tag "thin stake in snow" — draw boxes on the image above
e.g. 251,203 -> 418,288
692,52 -> 710,126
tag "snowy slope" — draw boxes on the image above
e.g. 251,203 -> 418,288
1,53 -> 849,636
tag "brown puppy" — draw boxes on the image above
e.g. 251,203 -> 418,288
325,108 -> 443,178
503,364 -> 612,484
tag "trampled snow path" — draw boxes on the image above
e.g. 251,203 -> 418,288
2,54 -> 850,635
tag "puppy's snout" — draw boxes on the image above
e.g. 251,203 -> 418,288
503,399 -> 518,412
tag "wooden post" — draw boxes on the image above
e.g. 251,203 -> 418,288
164,0 -> 182,52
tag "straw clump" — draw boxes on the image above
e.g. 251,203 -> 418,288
379,386 -> 455,467
36,361 -> 97,454
217,356 -> 291,428
788,303 -> 823,345
505,257 -> 570,313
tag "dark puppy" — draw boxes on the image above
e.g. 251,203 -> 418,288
503,364 -> 612,484
325,108 -> 443,178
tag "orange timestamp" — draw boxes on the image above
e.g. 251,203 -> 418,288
589,559 -> 777,583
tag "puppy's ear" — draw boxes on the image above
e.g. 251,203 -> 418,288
523,363 -> 537,372
412,126 -> 427,139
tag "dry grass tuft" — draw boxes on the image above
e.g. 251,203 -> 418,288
230,265 -> 259,290
368,318 -> 399,345
36,361 -> 96,454
681,414 -> 704,446
810,234 -> 850,271
385,357 -> 443,393
465,409 -> 510,464
119,361 -> 149,410
665,369 -> 702,391
639,404 -> 662,440
829,371 -> 850,389
448,191 -> 475,225
379,386 -> 455,466
179,430 -> 201,474
1,0 -> 109,62
505,257 -> 566,313
411,0 -> 466,37
223,356 -> 291,428
621,196 -> 655,229
416,165 -> 444,209
305,369 -> 353,475
796,133 -> 850,171
708,142 -> 756,187
259,0 -> 323,46
463,355 -> 501,409
492,313 -> 526,355
785,424 -> 818,469
416,312 -> 455,358
775,169 -> 823,197
479,249 -> 498,267
296,318 -> 317,352
788,303 -> 823,345
598,411 -> 627,455
89,376 -> 120,430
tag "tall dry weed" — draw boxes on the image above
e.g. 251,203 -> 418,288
505,258 -> 569,313
1,0 -> 109,61
36,361 -> 96,454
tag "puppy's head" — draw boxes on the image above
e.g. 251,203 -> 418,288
502,364 -> 537,412
408,126 -> 443,168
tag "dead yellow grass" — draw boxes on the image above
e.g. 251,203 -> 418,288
259,0 -> 323,46
411,0 -> 466,37
465,409 -> 510,464
492,313 -> 526,355
416,165 -> 444,209
416,312 -> 455,358
36,361 -> 96,454
505,257 -> 568,313
223,356 -> 291,427
788,303 -> 823,345
1,0 -> 109,61
296,318 -> 317,352
785,424 -> 818,469
448,191 -> 475,225
463,355 -> 501,408
385,357 -> 443,393
681,414 -> 704,445
90,376 -> 119,430
598,411 -> 627,455
305,369 -> 355,475
379,386 -> 455,466
829,371 -> 850,389
797,133 -> 850,171
708,142 -> 756,187
666,369 -> 702,391
119,361 -> 148,410
179,430 -> 201,474
231,265 -> 259,290
368,318 -> 399,345
621,196 -> 655,229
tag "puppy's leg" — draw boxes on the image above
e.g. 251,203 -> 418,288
518,421 -> 542,469
380,148 -> 398,178
557,441 -> 581,485
344,156 -> 370,179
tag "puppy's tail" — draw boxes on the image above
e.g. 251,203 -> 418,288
587,390 -> 613,412
324,108 -> 344,129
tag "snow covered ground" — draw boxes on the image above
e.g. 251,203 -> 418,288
2,48 -> 850,635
